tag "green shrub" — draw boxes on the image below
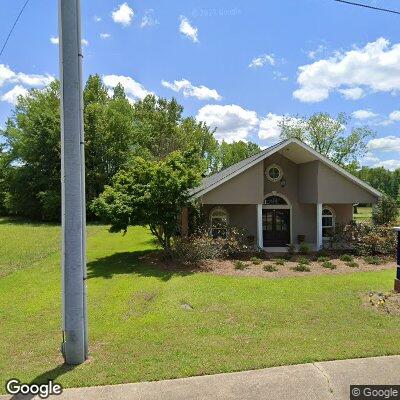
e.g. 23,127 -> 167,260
346,261 -> 359,268
339,254 -> 354,262
172,227 -> 251,264
274,258 -> 285,266
299,242 -> 310,255
317,256 -> 330,263
293,264 -> 310,272
263,264 -> 278,272
334,221 -> 396,256
234,260 -> 247,270
287,243 -> 296,255
372,195 -> 399,225
297,257 -> 310,265
322,261 -> 336,270
250,256 -> 263,265
364,256 -> 381,265
316,249 -> 330,258
282,254 -> 292,261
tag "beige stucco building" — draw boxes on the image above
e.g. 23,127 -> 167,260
189,139 -> 381,251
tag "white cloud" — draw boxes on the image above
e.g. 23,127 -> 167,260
352,109 -> 378,120
338,87 -> 365,100
140,9 -> 158,28
1,85 -> 29,105
94,15 -> 102,22
307,44 -> 326,60
372,159 -> 400,171
0,64 -> 15,87
258,113 -> 302,141
100,33 -> 111,39
249,54 -> 275,68
112,3 -> 134,26
161,79 -> 221,101
196,104 -> 258,143
272,71 -> 288,81
294,37 -> 400,102
362,152 -> 380,164
368,135 -> 400,152
389,110 -> 400,121
179,16 -> 198,43
50,37 -> 88,46
103,74 -> 152,102
258,113 -> 283,140
0,64 -> 54,92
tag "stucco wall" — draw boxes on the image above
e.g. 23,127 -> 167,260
199,152 -> 375,247
317,162 -> 378,204
325,203 -> 353,225
263,153 -> 316,244
204,204 -> 257,238
201,162 -> 264,204
298,161 -> 318,203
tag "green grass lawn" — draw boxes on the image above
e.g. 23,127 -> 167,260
0,217 -> 399,393
353,206 -> 400,224
353,206 -> 373,223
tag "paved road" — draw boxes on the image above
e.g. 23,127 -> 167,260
2,355 -> 400,400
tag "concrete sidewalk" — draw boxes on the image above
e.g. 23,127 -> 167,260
2,355 -> 400,400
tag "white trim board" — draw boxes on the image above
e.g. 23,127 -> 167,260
192,138 -> 382,200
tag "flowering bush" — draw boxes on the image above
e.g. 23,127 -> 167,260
333,221 -> 396,256
171,226 -> 252,265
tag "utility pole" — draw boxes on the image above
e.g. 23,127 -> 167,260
59,0 -> 88,364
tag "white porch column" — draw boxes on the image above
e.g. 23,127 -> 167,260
257,204 -> 263,249
316,203 -> 323,250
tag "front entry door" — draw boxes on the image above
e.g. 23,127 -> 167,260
263,209 -> 290,247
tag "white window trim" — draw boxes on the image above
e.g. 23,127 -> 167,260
322,206 -> 335,240
210,206 -> 229,237
262,192 -> 291,210
266,163 -> 283,183
261,192 -> 293,246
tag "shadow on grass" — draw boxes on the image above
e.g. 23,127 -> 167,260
0,217 -> 59,227
9,364 -> 75,400
87,250 -> 194,281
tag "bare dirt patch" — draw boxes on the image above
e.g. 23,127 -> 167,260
363,291 -> 400,316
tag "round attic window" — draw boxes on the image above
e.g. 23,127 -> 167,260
266,164 -> 282,182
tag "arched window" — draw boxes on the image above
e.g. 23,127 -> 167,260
264,195 -> 288,206
210,207 -> 229,239
322,207 -> 335,238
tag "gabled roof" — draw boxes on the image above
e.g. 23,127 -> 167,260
191,138 -> 382,199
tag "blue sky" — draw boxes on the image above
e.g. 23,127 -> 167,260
1,0 -> 400,169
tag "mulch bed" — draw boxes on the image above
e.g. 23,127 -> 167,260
141,251 -> 396,279
199,256 -> 396,278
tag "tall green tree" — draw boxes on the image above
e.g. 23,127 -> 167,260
1,81 -> 61,219
84,75 -> 135,205
356,166 -> 400,199
131,95 -> 219,171
217,141 -> 261,170
279,112 -> 374,166
0,75 -> 137,220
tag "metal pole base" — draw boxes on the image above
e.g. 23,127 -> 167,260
394,279 -> 400,293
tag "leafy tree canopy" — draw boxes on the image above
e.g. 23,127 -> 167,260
279,112 -> 374,166
217,141 -> 261,170
91,148 -> 204,250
